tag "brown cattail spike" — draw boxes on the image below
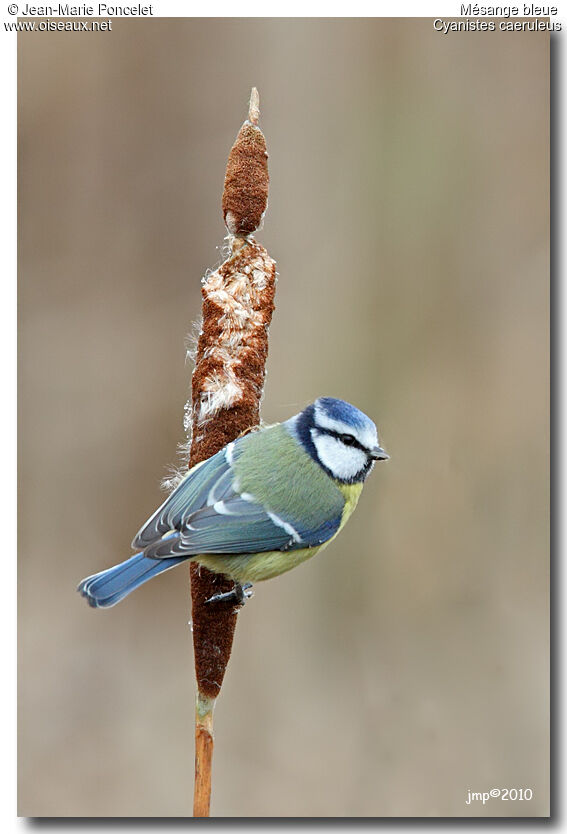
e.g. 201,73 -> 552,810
190,88 -> 275,817
222,89 -> 269,236
189,238 -> 276,700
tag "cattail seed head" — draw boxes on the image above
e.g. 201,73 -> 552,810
222,122 -> 269,236
189,90 -> 275,702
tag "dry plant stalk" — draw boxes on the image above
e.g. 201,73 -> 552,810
188,88 -> 275,817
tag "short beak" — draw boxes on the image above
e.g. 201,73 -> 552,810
370,445 -> 389,461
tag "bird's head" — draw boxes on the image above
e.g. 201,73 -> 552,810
289,397 -> 389,484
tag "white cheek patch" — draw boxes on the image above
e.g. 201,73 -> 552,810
311,431 -> 367,481
313,403 -> 378,450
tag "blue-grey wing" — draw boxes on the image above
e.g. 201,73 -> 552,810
132,449 -> 233,549
133,443 -> 342,559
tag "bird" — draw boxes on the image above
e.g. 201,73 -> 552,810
78,397 -> 389,608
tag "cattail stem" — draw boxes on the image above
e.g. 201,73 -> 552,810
193,694 -> 215,817
189,89 -> 275,816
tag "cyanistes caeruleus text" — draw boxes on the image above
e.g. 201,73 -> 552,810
78,397 -> 389,608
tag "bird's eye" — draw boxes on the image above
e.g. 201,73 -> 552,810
340,434 -> 356,447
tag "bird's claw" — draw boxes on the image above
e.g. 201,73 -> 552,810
205,582 -> 254,606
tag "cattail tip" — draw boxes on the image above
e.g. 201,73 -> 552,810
248,87 -> 260,125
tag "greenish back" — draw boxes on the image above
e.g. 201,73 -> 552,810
233,424 -> 344,530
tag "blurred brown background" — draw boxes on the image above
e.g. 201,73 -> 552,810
18,19 -> 549,817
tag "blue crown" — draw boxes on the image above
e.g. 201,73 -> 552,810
315,397 -> 376,433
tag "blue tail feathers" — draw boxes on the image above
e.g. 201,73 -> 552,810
78,552 -> 188,608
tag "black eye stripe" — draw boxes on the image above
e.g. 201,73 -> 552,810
320,428 -> 368,454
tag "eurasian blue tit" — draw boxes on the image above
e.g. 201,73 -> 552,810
78,397 -> 388,608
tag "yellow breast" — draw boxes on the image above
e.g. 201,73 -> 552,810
336,481 -> 364,525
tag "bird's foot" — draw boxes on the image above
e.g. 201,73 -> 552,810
205,582 -> 254,606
